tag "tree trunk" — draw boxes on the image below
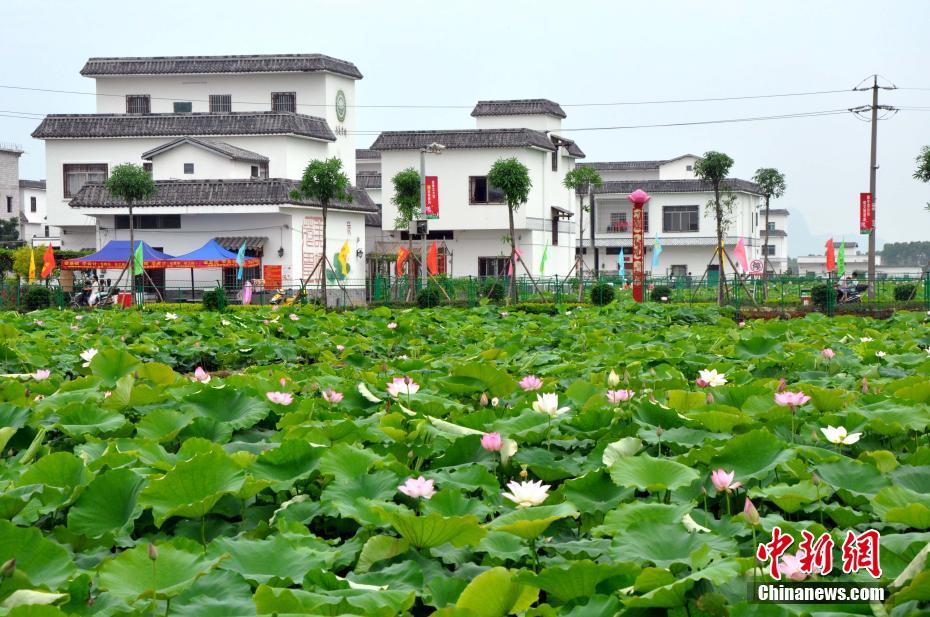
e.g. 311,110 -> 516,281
761,195 -> 771,300
508,205 -> 517,304
577,194 -> 585,302
321,201 -> 328,308
406,225 -> 415,302
714,184 -> 725,306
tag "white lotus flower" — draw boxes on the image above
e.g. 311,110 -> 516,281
502,480 -> 550,508
532,393 -> 570,417
80,348 -> 98,367
821,425 -> 862,445
164,312 -> 179,321
860,337 -> 873,343
698,369 -> 727,388
875,351 -> 886,358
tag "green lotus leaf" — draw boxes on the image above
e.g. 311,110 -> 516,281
355,535 -> 410,573
98,540 -> 223,601
609,455 -> 699,492
321,470 -> 400,526
750,481 -> 832,514
454,567 -> 538,617
486,503 -> 579,540
815,459 -> 890,497
252,584 -> 416,617
612,522 -> 737,568
16,452 -> 91,508
516,559 -> 639,602
169,570 -> 257,617
595,503 -> 692,536
710,429 -> 794,480
135,409 -> 194,442
181,387 -> 270,430
601,437 -> 643,467
89,348 -> 140,385
560,470 -> 632,513
0,520 -> 74,589
55,405 -> 126,438
735,335 -> 781,359
872,486 -> 930,529
1,590 -> 69,610
623,559 -> 740,608
379,510 -> 486,548
450,363 -> 517,398
319,443 -> 379,480
67,468 -> 145,538
210,533 -> 334,585
248,439 -> 323,490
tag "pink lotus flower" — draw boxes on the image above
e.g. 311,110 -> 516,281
481,432 -> 503,452
103,390 -> 112,398
697,369 -> 727,388
710,469 -> 741,493
75,315 -> 83,321
266,391 -> 293,406
695,377 -> 708,388
33,319 -> 43,326
191,367 -> 211,383
336,344 -> 345,351
776,378 -> 786,393
606,389 -> 635,403
289,313 -> 299,321
479,393 -> 489,406
387,322 -> 397,330
519,375 -> 543,391
774,391 -> 811,408
861,377 -> 869,394
398,476 -> 435,499
821,348 -> 835,360
322,388 -> 343,403
778,553 -> 808,581
33,369 -> 50,381
279,377 -> 287,388
69,325 -> 79,332
387,376 -> 419,397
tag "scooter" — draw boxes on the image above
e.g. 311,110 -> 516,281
836,283 -> 869,304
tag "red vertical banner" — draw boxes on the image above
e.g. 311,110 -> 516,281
859,192 -> 873,234
631,204 -> 645,302
425,176 -> 439,219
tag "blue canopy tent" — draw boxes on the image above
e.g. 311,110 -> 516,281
167,239 -> 260,300
60,240 -> 175,270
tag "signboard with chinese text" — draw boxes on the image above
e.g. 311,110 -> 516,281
425,176 -> 439,219
859,192 -> 873,234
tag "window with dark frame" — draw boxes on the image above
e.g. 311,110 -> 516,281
209,95 -> 232,113
5,196 -> 11,213
551,209 -> 560,246
173,101 -> 193,113
63,164 -> 107,198
142,162 -> 153,175
114,215 -> 181,230
183,163 -> 194,174
271,92 -> 296,112
126,95 -> 151,114
251,165 -> 259,178
44,225 -> 49,237
551,151 -> 558,172
765,245 -> 777,256
767,221 -> 776,231
30,196 -> 36,212
478,257 -> 510,277
223,248 -> 261,287
468,176 -> 506,204
662,205 -> 699,232
671,264 -> 688,277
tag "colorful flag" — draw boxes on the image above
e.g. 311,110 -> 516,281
396,246 -> 409,277
733,237 -> 749,273
651,233 -> 663,270
27,247 -> 36,283
236,243 -> 246,280
837,239 -> 846,278
507,248 -> 522,276
132,242 -> 144,276
618,249 -> 625,280
539,244 -> 549,275
427,241 -> 439,276
40,245 -> 56,278
338,240 -> 350,275
825,239 -> 836,272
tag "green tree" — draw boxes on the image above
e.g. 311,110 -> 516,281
563,166 -> 603,298
291,157 -> 352,308
881,241 -> 930,267
391,168 -> 421,299
694,151 -> 734,305
915,146 -> 930,210
752,167 -> 787,296
488,158 -> 532,303
12,244 -> 34,278
0,219 -> 19,242
105,163 -> 157,283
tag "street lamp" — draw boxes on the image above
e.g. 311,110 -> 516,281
627,189 -> 651,303
419,142 -> 445,287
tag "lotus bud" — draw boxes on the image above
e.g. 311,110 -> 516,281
743,498 -> 760,526
777,378 -> 786,393
607,369 -> 620,387
861,377 -> 869,394
148,543 -> 158,561
519,464 -> 529,479
479,393 -> 489,407
656,426 -> 665,436
706,392 -> 714,405
1,558 -> 15,577
811,473 -> 821,486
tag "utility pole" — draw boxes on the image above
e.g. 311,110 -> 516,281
589,185 -> 597,277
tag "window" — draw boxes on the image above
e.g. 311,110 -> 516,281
765,245 -> 776,256
63,164 -> 107,198
223,248 -> 261,287
767,221 -> 776,231
671,265 -> 688,277
271,92 -> 296,112
184,163 -> 194,174
478,257 -> 510,277
251,165 -> 259,178
115,215 -> 181,230
400,230 -> 454,241
209,95 -> 232,113
142,162 -> 153,175
607,212 -> 628,232
126,95 -> 150,114
662,205 -> 699,232
551,214 -> 559,246
173,101 -> 193,113
44,225 -> 49,237
551,151 -> 558,172
5,196 -> 11,213
250,163 -> 269,179
686,164 -> 693,171
469,176 -> 505,204
30,196 -> 36,212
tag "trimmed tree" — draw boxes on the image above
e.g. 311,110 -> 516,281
693,151 -> 734,306
752,167 -> 786,297
391,168 -> 421,300
915,146 -> 930,211
563,166 -> 603,299
488,158 -> 532,303
105,164 -> 157,293
291,157 -> 352,308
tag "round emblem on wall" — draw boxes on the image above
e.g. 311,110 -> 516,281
335,90 -> 347,123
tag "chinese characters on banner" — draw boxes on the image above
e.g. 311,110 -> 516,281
631,205 -> 645,302
425,176 -> 439,219
302,216 -> 324,283
860,192 -> 873,234
756,526 -> 882,580
263,265 -> 282,290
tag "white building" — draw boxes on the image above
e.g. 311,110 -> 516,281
797,242 -> 875,277
370,99 -> 584,278
19,180 -> 52,245
759,207 -> 789,273
576,155 -> 769,281
31,54 -> 374,299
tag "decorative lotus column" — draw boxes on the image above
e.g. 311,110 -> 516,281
627,189 -> 651,302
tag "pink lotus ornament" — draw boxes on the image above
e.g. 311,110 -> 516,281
627,189 -> 651,206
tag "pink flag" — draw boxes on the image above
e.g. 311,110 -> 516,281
507,248 -> 522,276
733,238 -> 749,273
242,280 -> 253,305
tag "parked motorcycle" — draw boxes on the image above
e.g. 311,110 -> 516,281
836,283 -> 869,304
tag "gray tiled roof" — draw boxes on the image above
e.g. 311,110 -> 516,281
81,54 -> 362,79
356,171 -> 382,189
19,179 -> 46,190
365,205 -> 383,228
577,160 -> 665,171
68,178 -> 375,213
142,136 -> 268,163
759,229 -> 787,237
550,134 -> 585,158
356,148 -> 381,160
471,99 -> 566,119
371,129 -> 556,152
593,178 -> 762,196
32,112 -> 335,141
764,208 -> 790,216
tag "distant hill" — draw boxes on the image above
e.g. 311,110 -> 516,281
880,241 -> 930,267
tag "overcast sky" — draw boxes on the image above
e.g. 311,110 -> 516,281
2,0 -> 928,254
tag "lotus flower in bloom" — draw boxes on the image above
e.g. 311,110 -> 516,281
386,376 -> 419,398
387,322 -> 398,330
697,369 -> 727,388
69,325 -> 79,332
778,553 -> 808,581
164,312 -> 179,321
774,391 -> 811,408
481,432 -> 503,452
743,498 -> 760,526
336,344 -> 345,351
33,369 -> 51,381
221,319 -> 231,326
532,393 -> 570,417
607,369 -> 620,387
860,336 -> 873,343
491,397 -> 500,407
875,350 -> 886,358
103,391 -> 112,398
322,388 -> 343,403
266,391 -> 294,406
606,389 -> 635,403
821,425 -> 862,445
519,375 -> 543,391
821,348 -> 835,360
191,367 -> 211,383
80,348 -> 98,367
710,469 -> 741,493
502,480 -> 550,508
398,476 -> 435,500
33,319 -> 43,326
75,315 -> 83,321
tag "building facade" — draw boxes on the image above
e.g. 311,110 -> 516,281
759,207 -> 789,273
19,180 -> 50,245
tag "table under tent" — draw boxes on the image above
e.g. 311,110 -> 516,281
166,239 -> 260,302
60,240 -> 175,303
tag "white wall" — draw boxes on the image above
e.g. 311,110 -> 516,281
658,156 -> 700,180
595,168 -> 661,182
150,144 -> 254,180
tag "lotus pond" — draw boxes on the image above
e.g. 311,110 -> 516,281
1,304 -> 930,616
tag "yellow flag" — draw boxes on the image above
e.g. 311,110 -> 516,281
28,247 -> 36,283
338,241 -> 350,275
